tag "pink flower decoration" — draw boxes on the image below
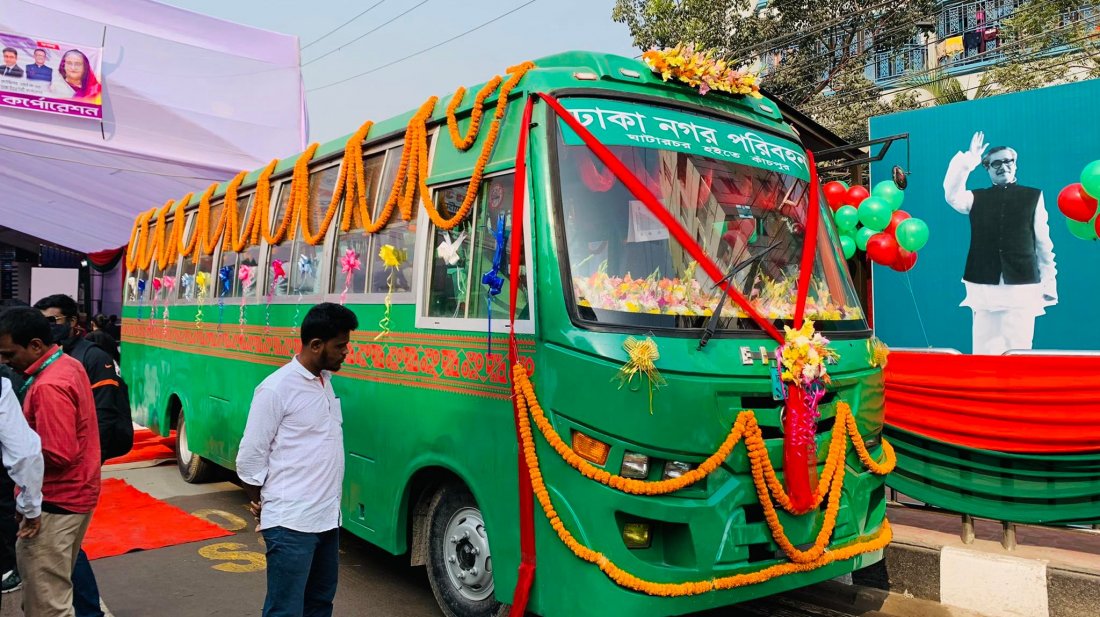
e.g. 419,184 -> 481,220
163,276 -> 175,292
340,249 -> 362,274
152,277 -> 163,292
272,260 -> 286,280
239,264 -> 255,287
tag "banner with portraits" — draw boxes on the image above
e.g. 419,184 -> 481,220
0,30 -> 103,119
869,79 -> 1100,354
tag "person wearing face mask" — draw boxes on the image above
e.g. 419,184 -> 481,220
944,131 -> 1058,355
32,295 -> 130,617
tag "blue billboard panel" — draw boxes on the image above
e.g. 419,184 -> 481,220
870,79 -> 1100,354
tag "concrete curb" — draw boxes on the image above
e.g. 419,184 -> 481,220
850,522 -> 1100,617
793,579 -> 989,617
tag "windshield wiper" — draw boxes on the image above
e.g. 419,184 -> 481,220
697,242 -> 783,351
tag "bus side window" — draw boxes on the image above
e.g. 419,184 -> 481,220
366,145 -> 415,296
267,182 -> 293,296
331,153 -> 385,296
290,165 -> 340,295
426,174 -> 527,320
182,208 -> 216,301
232,193 -> 260,298
426,184 -> 474,318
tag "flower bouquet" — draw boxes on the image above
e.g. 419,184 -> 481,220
641,44 -> 762,98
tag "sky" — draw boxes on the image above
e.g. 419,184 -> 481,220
162,0 -> 640,144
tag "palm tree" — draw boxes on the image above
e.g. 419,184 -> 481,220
907,68 -> 997,105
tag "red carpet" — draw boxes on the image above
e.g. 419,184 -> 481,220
84,478 -> 233,560
105,429 -> 176,465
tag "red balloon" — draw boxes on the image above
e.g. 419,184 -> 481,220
866,232 -> 900,265
1058,183 -> 1099,222
885,209 -> 911,235
846,185 -> 870,206
891,248 -> 918,272
823,181 -> 848,210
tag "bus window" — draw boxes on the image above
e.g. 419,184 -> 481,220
426,174 -> 527,320
426,184 -> 474,317
182,209 -> 215,302
267,182 -> 293,296
233,193 -> 260,298
330,153 -> 385,296
366,145 -> 415,296
290,166 -> 340,295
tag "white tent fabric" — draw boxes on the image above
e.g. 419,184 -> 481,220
0,0 -> 306,252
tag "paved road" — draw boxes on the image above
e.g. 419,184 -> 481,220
0,463 -> 888,617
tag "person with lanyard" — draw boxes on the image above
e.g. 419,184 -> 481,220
0,361 -> 45,607
236,302 -> 358,617
34,294 -> 130,617
0,308 -> 100,617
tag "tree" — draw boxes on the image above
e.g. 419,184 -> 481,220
908,69 -> 997,105
983,0 -> 1100,93
612,0 -> 934,141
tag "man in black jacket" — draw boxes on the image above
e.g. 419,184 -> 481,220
943,132 -> 1058,355
34,294 -> 131,617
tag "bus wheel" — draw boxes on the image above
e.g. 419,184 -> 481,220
427,484 -> 499,617
176,412 -> 216,484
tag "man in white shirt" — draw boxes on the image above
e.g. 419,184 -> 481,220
943,131 -> 1057,355
0,368 -> 45,610
236,302 -> 358,617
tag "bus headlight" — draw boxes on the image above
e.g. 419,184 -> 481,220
662,460 -> 694,480
622,522 -> 651,549
621,452 -> 650,479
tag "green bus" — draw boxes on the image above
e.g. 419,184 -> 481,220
122,51 -> 890,617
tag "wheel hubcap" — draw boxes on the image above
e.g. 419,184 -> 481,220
442,506 -> 493,601
178,420 -> 193,466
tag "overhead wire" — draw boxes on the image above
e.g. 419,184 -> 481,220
300,0 -> 389,51
307,0 -> 539,93
302,0 -> 432,67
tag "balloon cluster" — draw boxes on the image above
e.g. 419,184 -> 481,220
1056,160 -> 1100,241
823,180 -> 929,272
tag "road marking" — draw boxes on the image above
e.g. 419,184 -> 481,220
191,508 -> 249,531
198,542 -> 267,573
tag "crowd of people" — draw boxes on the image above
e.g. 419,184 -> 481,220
0,294 -> 131,617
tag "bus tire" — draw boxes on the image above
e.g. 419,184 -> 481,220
176,412 -> 216,484
426,483 -> 500,617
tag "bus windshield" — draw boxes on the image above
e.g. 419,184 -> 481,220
556,132 -> 866,334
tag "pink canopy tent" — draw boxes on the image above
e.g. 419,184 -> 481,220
0,0 -> 307,254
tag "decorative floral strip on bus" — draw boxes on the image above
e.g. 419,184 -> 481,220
124,62 -> 536,273
512,363 -> 893,596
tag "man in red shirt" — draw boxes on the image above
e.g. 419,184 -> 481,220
0,308 -> 100,617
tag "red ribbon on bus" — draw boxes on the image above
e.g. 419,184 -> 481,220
784,151 -> 823,512
507,94 -> 536,617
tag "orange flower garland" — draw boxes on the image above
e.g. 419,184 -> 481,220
446,74 -> 504,151
513,363 -> 893,597
333,120 -> 375,234
125,61 -> 535,272
420,62 -> 535,230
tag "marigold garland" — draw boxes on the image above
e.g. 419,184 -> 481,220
512,363 -> 893,596
446,74 -> 504,151
125,61 -> 535,273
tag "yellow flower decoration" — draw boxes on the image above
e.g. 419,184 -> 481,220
869,337 -> 890,369
379,244 -> 407,268
614,337 -> 667,414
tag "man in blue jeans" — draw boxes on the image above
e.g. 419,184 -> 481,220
236,303 -> 357,616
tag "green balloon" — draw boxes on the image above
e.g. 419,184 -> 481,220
872,180 -> 904,211
838,180 -> 850,190
857,196 -> 892,231
834,205 -> 859,231
1067,216 -> 1099,241
840,235 -> 856,259
855,226 -> 876,251
1081,160 -> 1100,200
895,218 -> 930,252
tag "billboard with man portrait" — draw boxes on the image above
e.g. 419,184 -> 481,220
0,30 -> 103,119
869,79 -> 1100,354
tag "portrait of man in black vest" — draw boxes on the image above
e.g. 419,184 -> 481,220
944,131 -> 1057,355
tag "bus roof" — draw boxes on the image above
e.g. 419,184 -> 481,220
172,50 -> 795,209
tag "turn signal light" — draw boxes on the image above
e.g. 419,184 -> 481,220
572,431 -> 610,466
622,522 -> 652,549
